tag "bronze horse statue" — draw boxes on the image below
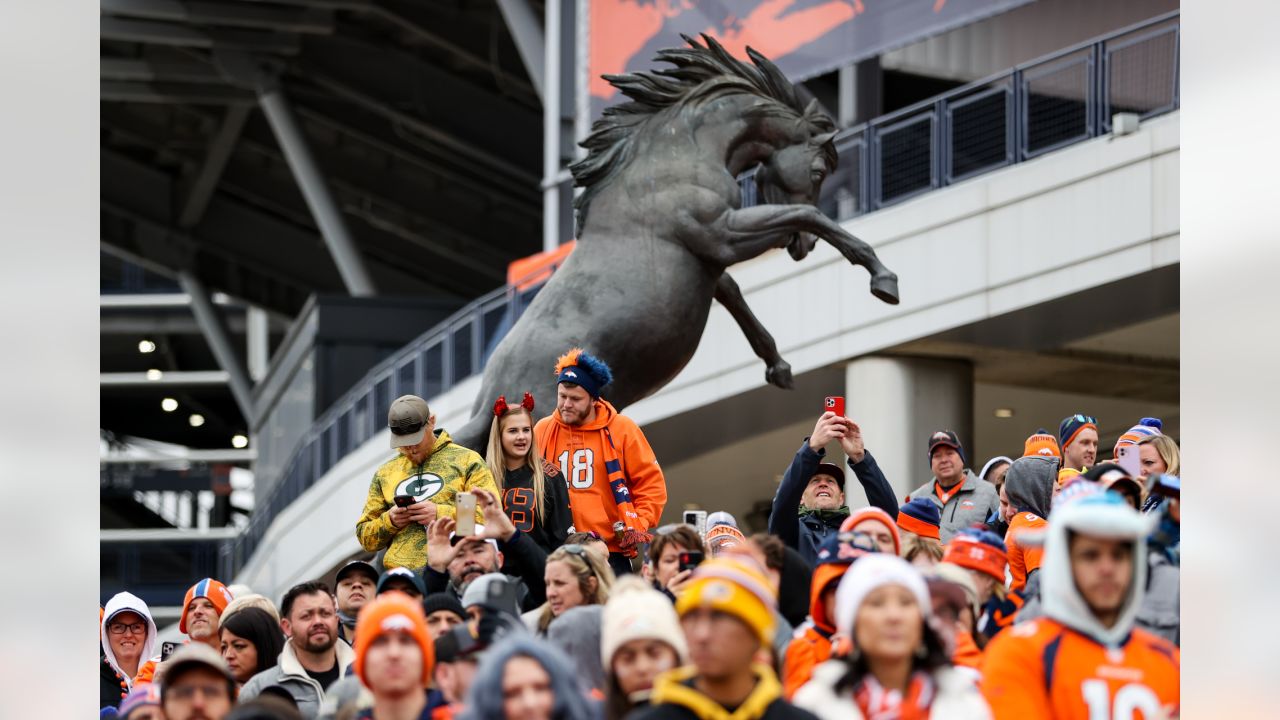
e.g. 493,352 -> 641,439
452,35 -> 898,450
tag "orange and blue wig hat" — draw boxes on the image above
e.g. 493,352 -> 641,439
553,348 -> 613,398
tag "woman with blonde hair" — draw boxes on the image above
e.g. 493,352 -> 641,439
486,392 -> 573,554
1137,434 -> 1180,513
527,543 -> 615,635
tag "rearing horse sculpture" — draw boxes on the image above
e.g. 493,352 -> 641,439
451,35 -> 898,451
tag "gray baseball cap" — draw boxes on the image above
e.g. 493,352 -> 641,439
388,395 -> 431,448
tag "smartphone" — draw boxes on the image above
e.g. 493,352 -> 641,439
455,492 -> 477,536
678,550 -> 705,573
682,510 -> 707,537
160,641 -> 179,662
482,575 -> 521,618
1115,445 -> 1142,477
1148,473 -> 1180,499
824,396 -> 845,418
393,495 -> 416,508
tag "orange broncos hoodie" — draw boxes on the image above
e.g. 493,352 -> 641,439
781,561 -> 847,699
535,399 -> 666,553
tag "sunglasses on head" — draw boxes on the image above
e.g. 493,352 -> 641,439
1072,414 -> 1098,425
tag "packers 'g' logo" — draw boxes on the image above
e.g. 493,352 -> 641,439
395,473 -> 445,502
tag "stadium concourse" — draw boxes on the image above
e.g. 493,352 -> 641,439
100,1 -> 1180,719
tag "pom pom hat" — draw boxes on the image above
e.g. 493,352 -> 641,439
554,347 -> 613,398
354,592 -> 435,688
1115,417 -> 1163,448
942,529 -> 1008,582
601,576 -> 689,667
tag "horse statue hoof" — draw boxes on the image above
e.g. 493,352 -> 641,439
870,272 -> 900,305
766,360 -> 794,389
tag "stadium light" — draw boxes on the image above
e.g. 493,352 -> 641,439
231,434 -> 249,449
189,413 -> 205,427
145,369 -> 163,381
994,408 -> 1015,418
161,398 -> 178,412
138,339 -> 156,353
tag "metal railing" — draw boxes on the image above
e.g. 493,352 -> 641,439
213,13 -> 1177,579
810,11 -> 1179,219
225,263 -> 562,573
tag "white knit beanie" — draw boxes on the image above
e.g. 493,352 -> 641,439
834,553 -> 932,637
601,576 -> 689,667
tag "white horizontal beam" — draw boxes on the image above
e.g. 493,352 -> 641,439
100,527 -> 241,542
101,370 -> 230,386
100,447 -> 257,464
100,292 -> 237,309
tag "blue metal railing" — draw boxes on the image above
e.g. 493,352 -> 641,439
222,12 -> 1179,578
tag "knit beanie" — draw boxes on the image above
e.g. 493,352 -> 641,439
601,577 -> 689,667
423,592 -> 466,621
354,592 -> 435,688
839,506 -> 901,554
118,684 -> 161,719
675,556 -> 777,647
932,563 -> 980,620
834,553 -> 931,637
706,511 -> 738,530
705,524 -> 747,554
553,348 -> 613,398
942,529 -> 1008,582
1115,417 -> 1163,448
1023,429 -> 1061,459
1058,414 -> 1099,453
179,578 -> 233,633
896,497 -> 941,540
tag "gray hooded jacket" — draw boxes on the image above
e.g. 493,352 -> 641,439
1003,456 -> 1058,520
908,469 -> 999,542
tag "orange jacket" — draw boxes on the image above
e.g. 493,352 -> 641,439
980,617 -> 1179,720
1005,511 -> 1046,594
953,630 -> 983,669
535,399 -> 666,552
781,561 -> 846,698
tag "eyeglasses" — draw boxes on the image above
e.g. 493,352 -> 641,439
561,543 -> 589,558
108,622 -> 146,635
389,419 -> 425,436
167,683 -> 230,701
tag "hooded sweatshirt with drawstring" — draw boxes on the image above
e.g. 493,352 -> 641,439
534,398 -> 666,554
1001,456 -> 1057,594
100,592 -> 158,709
979,491 -> 1180,719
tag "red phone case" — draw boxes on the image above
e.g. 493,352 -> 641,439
824,396 -> 845,417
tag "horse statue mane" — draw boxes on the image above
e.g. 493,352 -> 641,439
572,33 -> 837,233
450,36 -> 898,456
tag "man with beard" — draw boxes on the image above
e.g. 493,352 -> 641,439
422,487 -> 547,611
239,581 -> 356,717
334,560 -> 378,645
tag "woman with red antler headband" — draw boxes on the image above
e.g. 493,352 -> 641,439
485,392 -> 574,554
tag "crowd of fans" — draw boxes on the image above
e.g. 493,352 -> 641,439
101,347 -> 1180,719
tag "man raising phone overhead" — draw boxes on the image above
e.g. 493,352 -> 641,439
769,402 -> 898,567
356,394 -> 498,571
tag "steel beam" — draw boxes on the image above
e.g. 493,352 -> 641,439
101,447 -> 256,464
100,17 -> 301,54
542,0 -> 562,252
178,105 -> 251,228
101,370 -> 230,386
101,57 -> 223,83
101,293 -> 235,309
101,80 -> 255,105
178,271 -> 255,420
496,0 -> 545,101
102,0 -> 334,34
257,85 -> 378,297
246,306 -> 270,381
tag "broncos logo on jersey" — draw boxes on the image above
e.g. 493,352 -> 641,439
395,472 -> 445,503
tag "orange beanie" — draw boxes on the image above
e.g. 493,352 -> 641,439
179,579 -> 233,633
353,592 -> 434,688
839,507 -> 901,554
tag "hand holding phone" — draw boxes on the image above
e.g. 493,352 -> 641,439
1115,445 -> 1142,477
393,495 -> 416,508
678,550 -> 704,573
824,396 -> 845,418
455,492 -> 477,537
682,510 -> 707,537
